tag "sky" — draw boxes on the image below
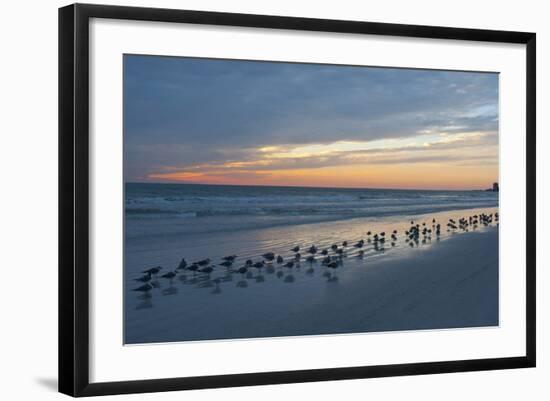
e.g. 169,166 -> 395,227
124,55 -> 499,190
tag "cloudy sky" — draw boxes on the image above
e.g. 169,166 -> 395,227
124,55 -> 499,190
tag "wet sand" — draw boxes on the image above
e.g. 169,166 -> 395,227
124,207 -> 498,344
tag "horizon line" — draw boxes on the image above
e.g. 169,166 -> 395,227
124,180 -> 498,192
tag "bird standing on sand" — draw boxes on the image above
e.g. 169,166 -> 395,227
142,266 -> 162,275
135,273 -> 151,283
187,263 -> 199,272
133,283 -> 153,292
161,271 -> 177,280
307,245 -> 318,254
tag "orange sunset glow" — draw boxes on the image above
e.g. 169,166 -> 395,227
145,132 -> 498,190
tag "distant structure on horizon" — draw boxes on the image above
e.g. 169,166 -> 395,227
486,182 -> 499,192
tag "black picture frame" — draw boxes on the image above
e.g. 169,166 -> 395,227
59,3 -> 536,397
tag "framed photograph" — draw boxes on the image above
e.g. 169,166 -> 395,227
59,3 -> 536,397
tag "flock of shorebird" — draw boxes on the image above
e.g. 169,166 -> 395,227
132,212 -> 498,293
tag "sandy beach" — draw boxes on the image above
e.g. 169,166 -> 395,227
124,206 -> 498,344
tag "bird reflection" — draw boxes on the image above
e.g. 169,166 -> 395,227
135,298 -> 153,310
211,283 -> 222,294
162,286 -> 178,296
236,280 -> 248,288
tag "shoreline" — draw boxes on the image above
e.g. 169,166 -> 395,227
125,205 -> 499,241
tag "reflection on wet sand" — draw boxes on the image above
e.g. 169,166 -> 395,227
131,211 -> 499,309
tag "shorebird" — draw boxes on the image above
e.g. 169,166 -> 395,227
276,255 -> 284,264
161,271 -> 177,280
327,261 -> 339,269
187,263 -> 199,272
201,266 -> 214,274
245,259 -> 253,267
134,273 -> 151,283
284,261 -> 294,268
219,260 -> 233,268
354,240 -> 364,248
291,246 -> 300,252
307,245 -> 318,254
342,241 -> 348,247
222,255 -> 237,262
177,258 -> 187,270
321,249 -> 328,255
197,258 -> 210,266
237,266 -> 248,274
252,261 -> 265,268
142,266 -> 162,275
262,252 -> 275,261
294,253 -> 301,260
132,283 -> 153,292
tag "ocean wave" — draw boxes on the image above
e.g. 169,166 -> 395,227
124,183 -> 499,221
126,208 -> 181,215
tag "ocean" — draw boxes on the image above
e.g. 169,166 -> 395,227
124,183 -> 499,344
125,182 -> 498,238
